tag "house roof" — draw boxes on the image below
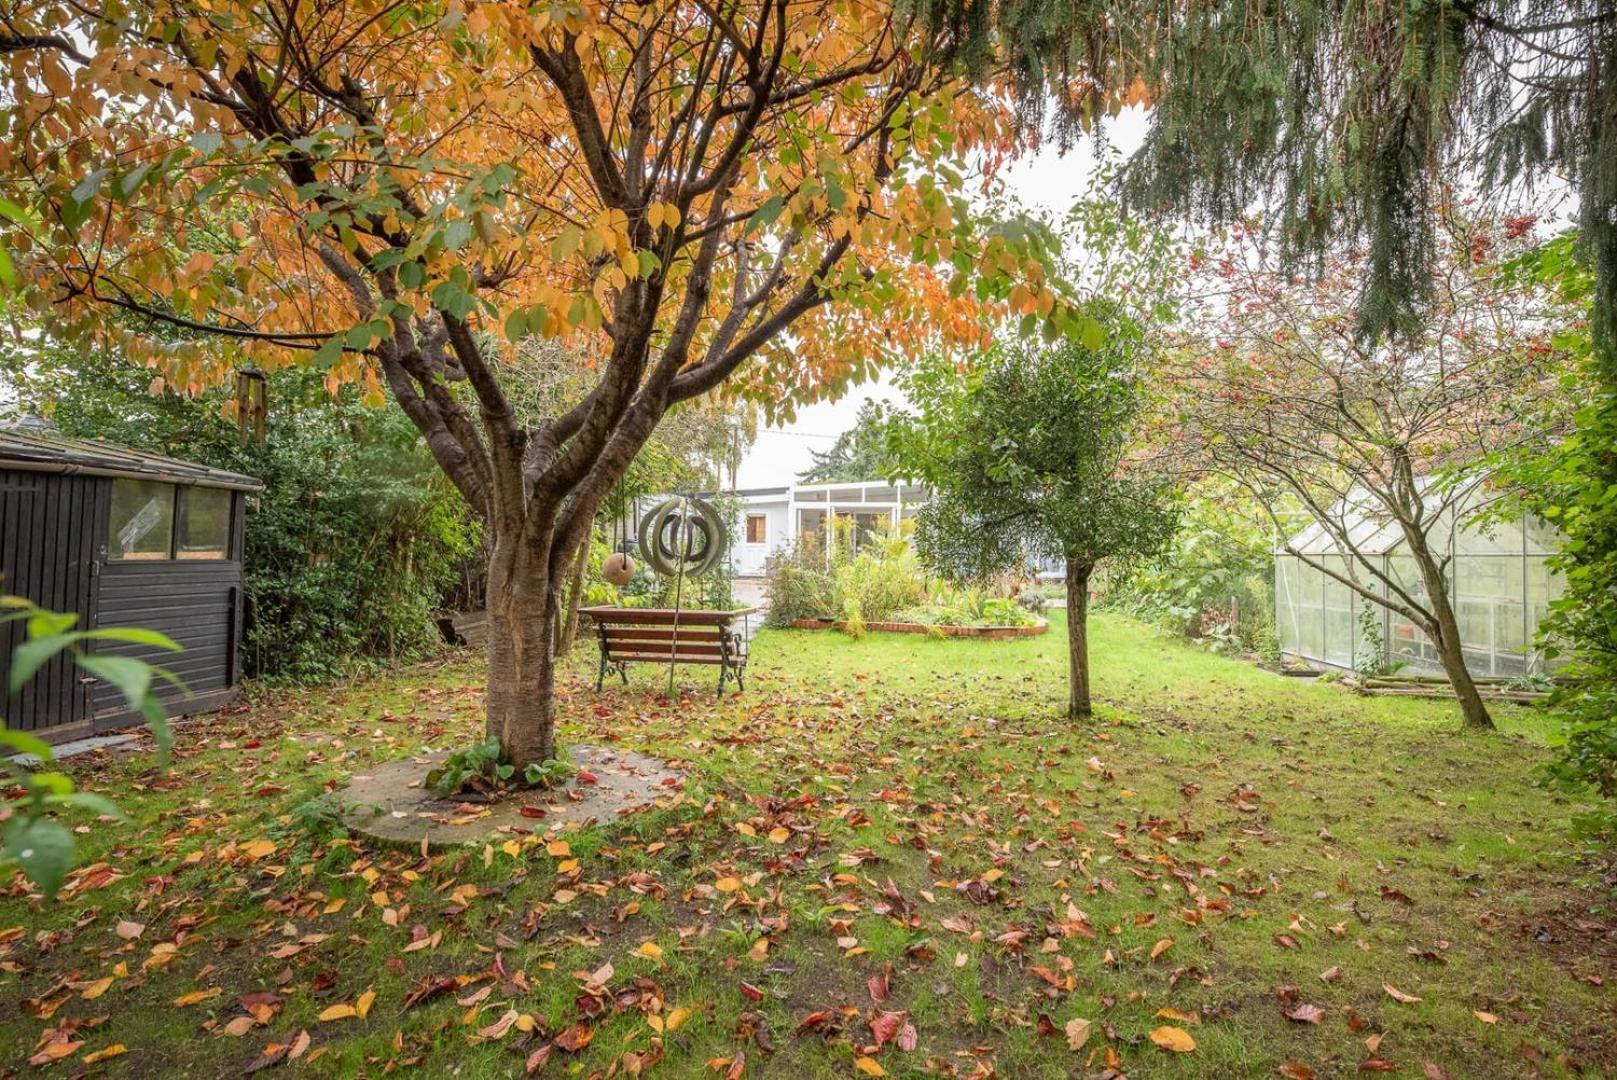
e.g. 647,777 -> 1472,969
0,423 -> 264,492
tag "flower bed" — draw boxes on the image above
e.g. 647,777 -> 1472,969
789,617 -> 1047,639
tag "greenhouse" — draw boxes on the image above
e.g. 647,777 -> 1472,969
1274,500 -> 1565,678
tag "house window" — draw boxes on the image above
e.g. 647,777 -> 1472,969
108,479 -> 175,561
746,514 -> 767,544
178,487 -> 232,559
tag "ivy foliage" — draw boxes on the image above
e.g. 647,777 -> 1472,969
7,349 -> 479,682
1497,233 -> 1617,829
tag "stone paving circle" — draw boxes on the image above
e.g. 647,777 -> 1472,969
339,744 -> 685,850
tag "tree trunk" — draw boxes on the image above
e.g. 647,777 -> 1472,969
555,533 -> 592,655
1066,558 -> 1094,719
1410,542 -> 1494,731
484,532 -> 561,770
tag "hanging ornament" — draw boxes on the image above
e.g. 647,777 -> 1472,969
602,551 -> 636,586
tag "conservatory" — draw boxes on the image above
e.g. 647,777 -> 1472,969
1274,502 -> 1565,678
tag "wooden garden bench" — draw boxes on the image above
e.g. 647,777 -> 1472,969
579,606 -> 756,697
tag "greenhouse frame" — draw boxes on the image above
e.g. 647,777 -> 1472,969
1274,499 -> 1564,679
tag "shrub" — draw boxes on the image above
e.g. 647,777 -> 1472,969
763,534 -> 839,627
1101,492 -> 1274,652
833,528 -> 927,623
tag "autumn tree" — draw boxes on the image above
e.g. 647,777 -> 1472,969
0,1 -> 1113,768
1173,214 -> 1574,730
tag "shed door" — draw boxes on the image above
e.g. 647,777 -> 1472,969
0,471 -> 103,739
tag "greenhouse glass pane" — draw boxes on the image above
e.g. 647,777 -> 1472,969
1523,515 -> 1559,555
1455,556 -> 1525,676
1296,560 -> 1324,661
1454,515 -> 1522,556
1386,554 -> 1440,673
1526,556 -> 1568,672
1323,557 -> 1354,668
1275,556 -> 1303,654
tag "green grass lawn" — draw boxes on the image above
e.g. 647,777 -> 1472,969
3,612 -> 1613,1077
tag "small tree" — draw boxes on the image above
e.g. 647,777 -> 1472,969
889,319 -> 1179,718
1174,214 -> 1573,730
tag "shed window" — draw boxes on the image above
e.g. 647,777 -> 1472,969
109,479 -> 175,561
178,487 -> 231,559
746,514 -> 767,544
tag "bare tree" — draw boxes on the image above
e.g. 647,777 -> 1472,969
1174,213 -> 1574,729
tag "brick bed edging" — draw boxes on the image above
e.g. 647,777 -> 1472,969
788,617 -> 1047,639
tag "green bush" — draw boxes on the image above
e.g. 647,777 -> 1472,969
762,534 -> 839,627
834,528 -> 927,623
1101,492 -> 1274,652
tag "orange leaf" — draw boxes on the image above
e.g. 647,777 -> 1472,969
1149,1026 -> 1197,1053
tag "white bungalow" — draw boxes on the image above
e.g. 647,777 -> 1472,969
633,479 -> 930,577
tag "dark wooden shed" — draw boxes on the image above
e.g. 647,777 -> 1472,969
0,423 -> 262,743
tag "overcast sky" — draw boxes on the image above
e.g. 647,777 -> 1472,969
735,109 -> 1151,488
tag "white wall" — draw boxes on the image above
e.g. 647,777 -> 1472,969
733,500 -> 790,576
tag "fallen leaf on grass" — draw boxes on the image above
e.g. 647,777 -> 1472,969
115,920 -> 145,940
1383,983 -> 1422,1004
82,1044 -> 127,1064
174,987 -> 222,1007
477,1010 -> 518,1040
1150,937 -> 1174,960
318,1003 -> 357,1022
1284,1004 -> 1326,1024
1150,1026 -> 1197,1052
28,1041 -> 82,1065
854,1056 -> 886,1076
1277,1063 -> 1320,1079
1065,1017 -> 1092,1050
1474,1010 -> 1498,1024
355,989 -> 376,1019
80,977 -> 114,1000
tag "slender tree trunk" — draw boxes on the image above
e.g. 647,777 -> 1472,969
1065,557 -> 1094,719
484,530 -> 560,770
1410,541 -> 1494,731
555,532 -> 592,655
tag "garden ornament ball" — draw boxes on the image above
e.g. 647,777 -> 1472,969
638,497 -> 729,578
602,551 -> 636,586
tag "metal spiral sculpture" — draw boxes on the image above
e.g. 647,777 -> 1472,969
636,496 -> 731,694
637,497 -> 729,578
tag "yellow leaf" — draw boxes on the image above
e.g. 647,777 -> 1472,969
81,1044 -> 127,1064
355,989 -> 376,1019
1474,1010 -> 1499,1024
766,827 -> 791,844
634,941 -> 664,962
714,876 -> 742,893
1064,1016 -> 1092,1051
1155,1007 -> 1200,1025
665,1005 -> 692,1032
734,822 -> 756,837
547,840 -> 571,858
1149,1026 -> 1197,1053
80,977 -> 114,1000
1150,937 -> 1174,960
854,1056 -> 887,1076
748,937 -> 770,961
318,1004 -> 358,1022
173,987 -> 222,1007
241,839 -> 277,861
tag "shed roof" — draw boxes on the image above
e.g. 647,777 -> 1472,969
0,424 -> 263,492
